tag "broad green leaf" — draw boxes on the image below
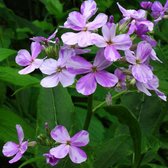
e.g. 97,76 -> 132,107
104,105 -> 142,168
0,107 -> 35,142
0,67 -> 39,86
0,48 -> 16,61
94,135 -> 132,168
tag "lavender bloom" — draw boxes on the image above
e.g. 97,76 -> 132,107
114,68 -> 127,91
50,125 -> 89,164
92,23 -> 132,62
151,0 -> 168,22
61,0 -> 108,47
40,49 -> 75,88
117,3 -> 154,35
15,42 -> 43,74
43,153 -> 59,166
136,75 -> 167,101
125,41 -> 153,83
2,125 -> 28,164
30,29 -> 58,44
68,49 -> 118,95
140,1 -> 153,10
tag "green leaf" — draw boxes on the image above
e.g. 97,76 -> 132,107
104,105 -> 142,168
0,107 -> 35,142
0,67 -> 39,86
0,48 -> 16,62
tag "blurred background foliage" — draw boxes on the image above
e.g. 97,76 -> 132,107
0,0 -> 168,168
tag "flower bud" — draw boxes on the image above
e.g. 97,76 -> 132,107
28,141 -> 37,147
140,1 -> 152,10
45,46 -> 59,59
105,92 -> 112,106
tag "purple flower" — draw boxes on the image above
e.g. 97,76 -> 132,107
92,23 -> 132,61
140,1 -> 153,10
114,68 -> 127,91
43,153 -> 60,167
68,49 -> 118,95
50,125 -> 89,164
125,41 -> 153,83
151,0 -> 168,22
15,42 -> 43,74
2,125 -> 28,164
136,75 -> 167,101
30,29 -> 58,44
40,49 -> 75,88
61,0 -> 107,47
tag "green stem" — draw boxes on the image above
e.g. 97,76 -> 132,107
83,94 -> 93,130
51,88 -> 58,125
93,90 -> 130,113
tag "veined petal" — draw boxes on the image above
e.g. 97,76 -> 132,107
112,34 -> 132,50
93,49 -> 112,70
136,82 -> 152,96
50,125 -> 70,143
31,42 -> 42,59
95,71 -> 118,87
9,152 -> 22,164
91,33 -> 107,48
32,59 -> 44,69
61,32 -> 78,46
20,141 -> 28,155
104,45 -> 121,62
125,50 -> 136,64
136,41 -> 152,63
69,146 -> 87,164
66,11 -> 86,30
16,125 -> 24,144
15,49 -> 32,66
77,31 -> 93,47
40,74 -> 59,88
50,144 -> 69,159
40,59 -> 57,75
155,89 -> 167,101
59,69 -> 75,87
87,13 -> 108,30
80,0 -> 97,20
102,24 -> 112,42
71,130 -> 89,147
2,142 -> 19,157
132,64 -> 153,83
76,73 -> 97,95
18,65 -> 36,75
150,49 -> 162,63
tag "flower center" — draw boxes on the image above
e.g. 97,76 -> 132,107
136,59 -> 141,64
107,41 -> 113,45
92,66 -> 98,72
83,27 -> 88,31
56,66 -> 63,73
66,140 -> 71,145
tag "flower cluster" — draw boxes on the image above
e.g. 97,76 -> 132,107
14,0 -> 167,101
2,124 -> 89,166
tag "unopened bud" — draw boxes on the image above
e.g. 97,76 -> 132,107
130,78 -> 136,85
105,92 -> 112,106
45,46 -> 59,59
28,141 -> 37,147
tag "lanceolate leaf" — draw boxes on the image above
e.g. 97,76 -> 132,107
0,48 -> 16,62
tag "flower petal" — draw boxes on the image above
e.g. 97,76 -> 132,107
150,49 -> 162,63
40,74 -> 59,88
136,41 -> 152,63
104,45 -> 121,62
61,32 -> 78,46
77,31 -> 93,47
18,64 -> 36,75
112,34 -> 132,50
16,124 -> 24,144
93,49 -> 112,70
2,142 -> 19,157
65,11 -> 86,30
69,146 -> 87,164
136,82 -> 151,96
9,152 -> 23,164
125,50 -> 136,64
80,0 -> 97,20
50,144 -> 69,159
51,125 -> 70,143
59,69 -> 75,87
40,59 -> 57,75
91,33 -> 107,48
31,42 -> 42,59
87,13 -> 108,30
43,153 -> 60,166
32,58 -> 44,69
95,71 -> 118,87
20,141 -> 28,154
132,64 -> 153,83
15,49 -> 31,66
71,130 -> 89,147
76,73 -> 97,95
155,89 -> 167,101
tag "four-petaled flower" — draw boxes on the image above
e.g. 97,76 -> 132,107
15,42 -> 43,74
2,125 -> 28,163
50,125 -> 89,164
